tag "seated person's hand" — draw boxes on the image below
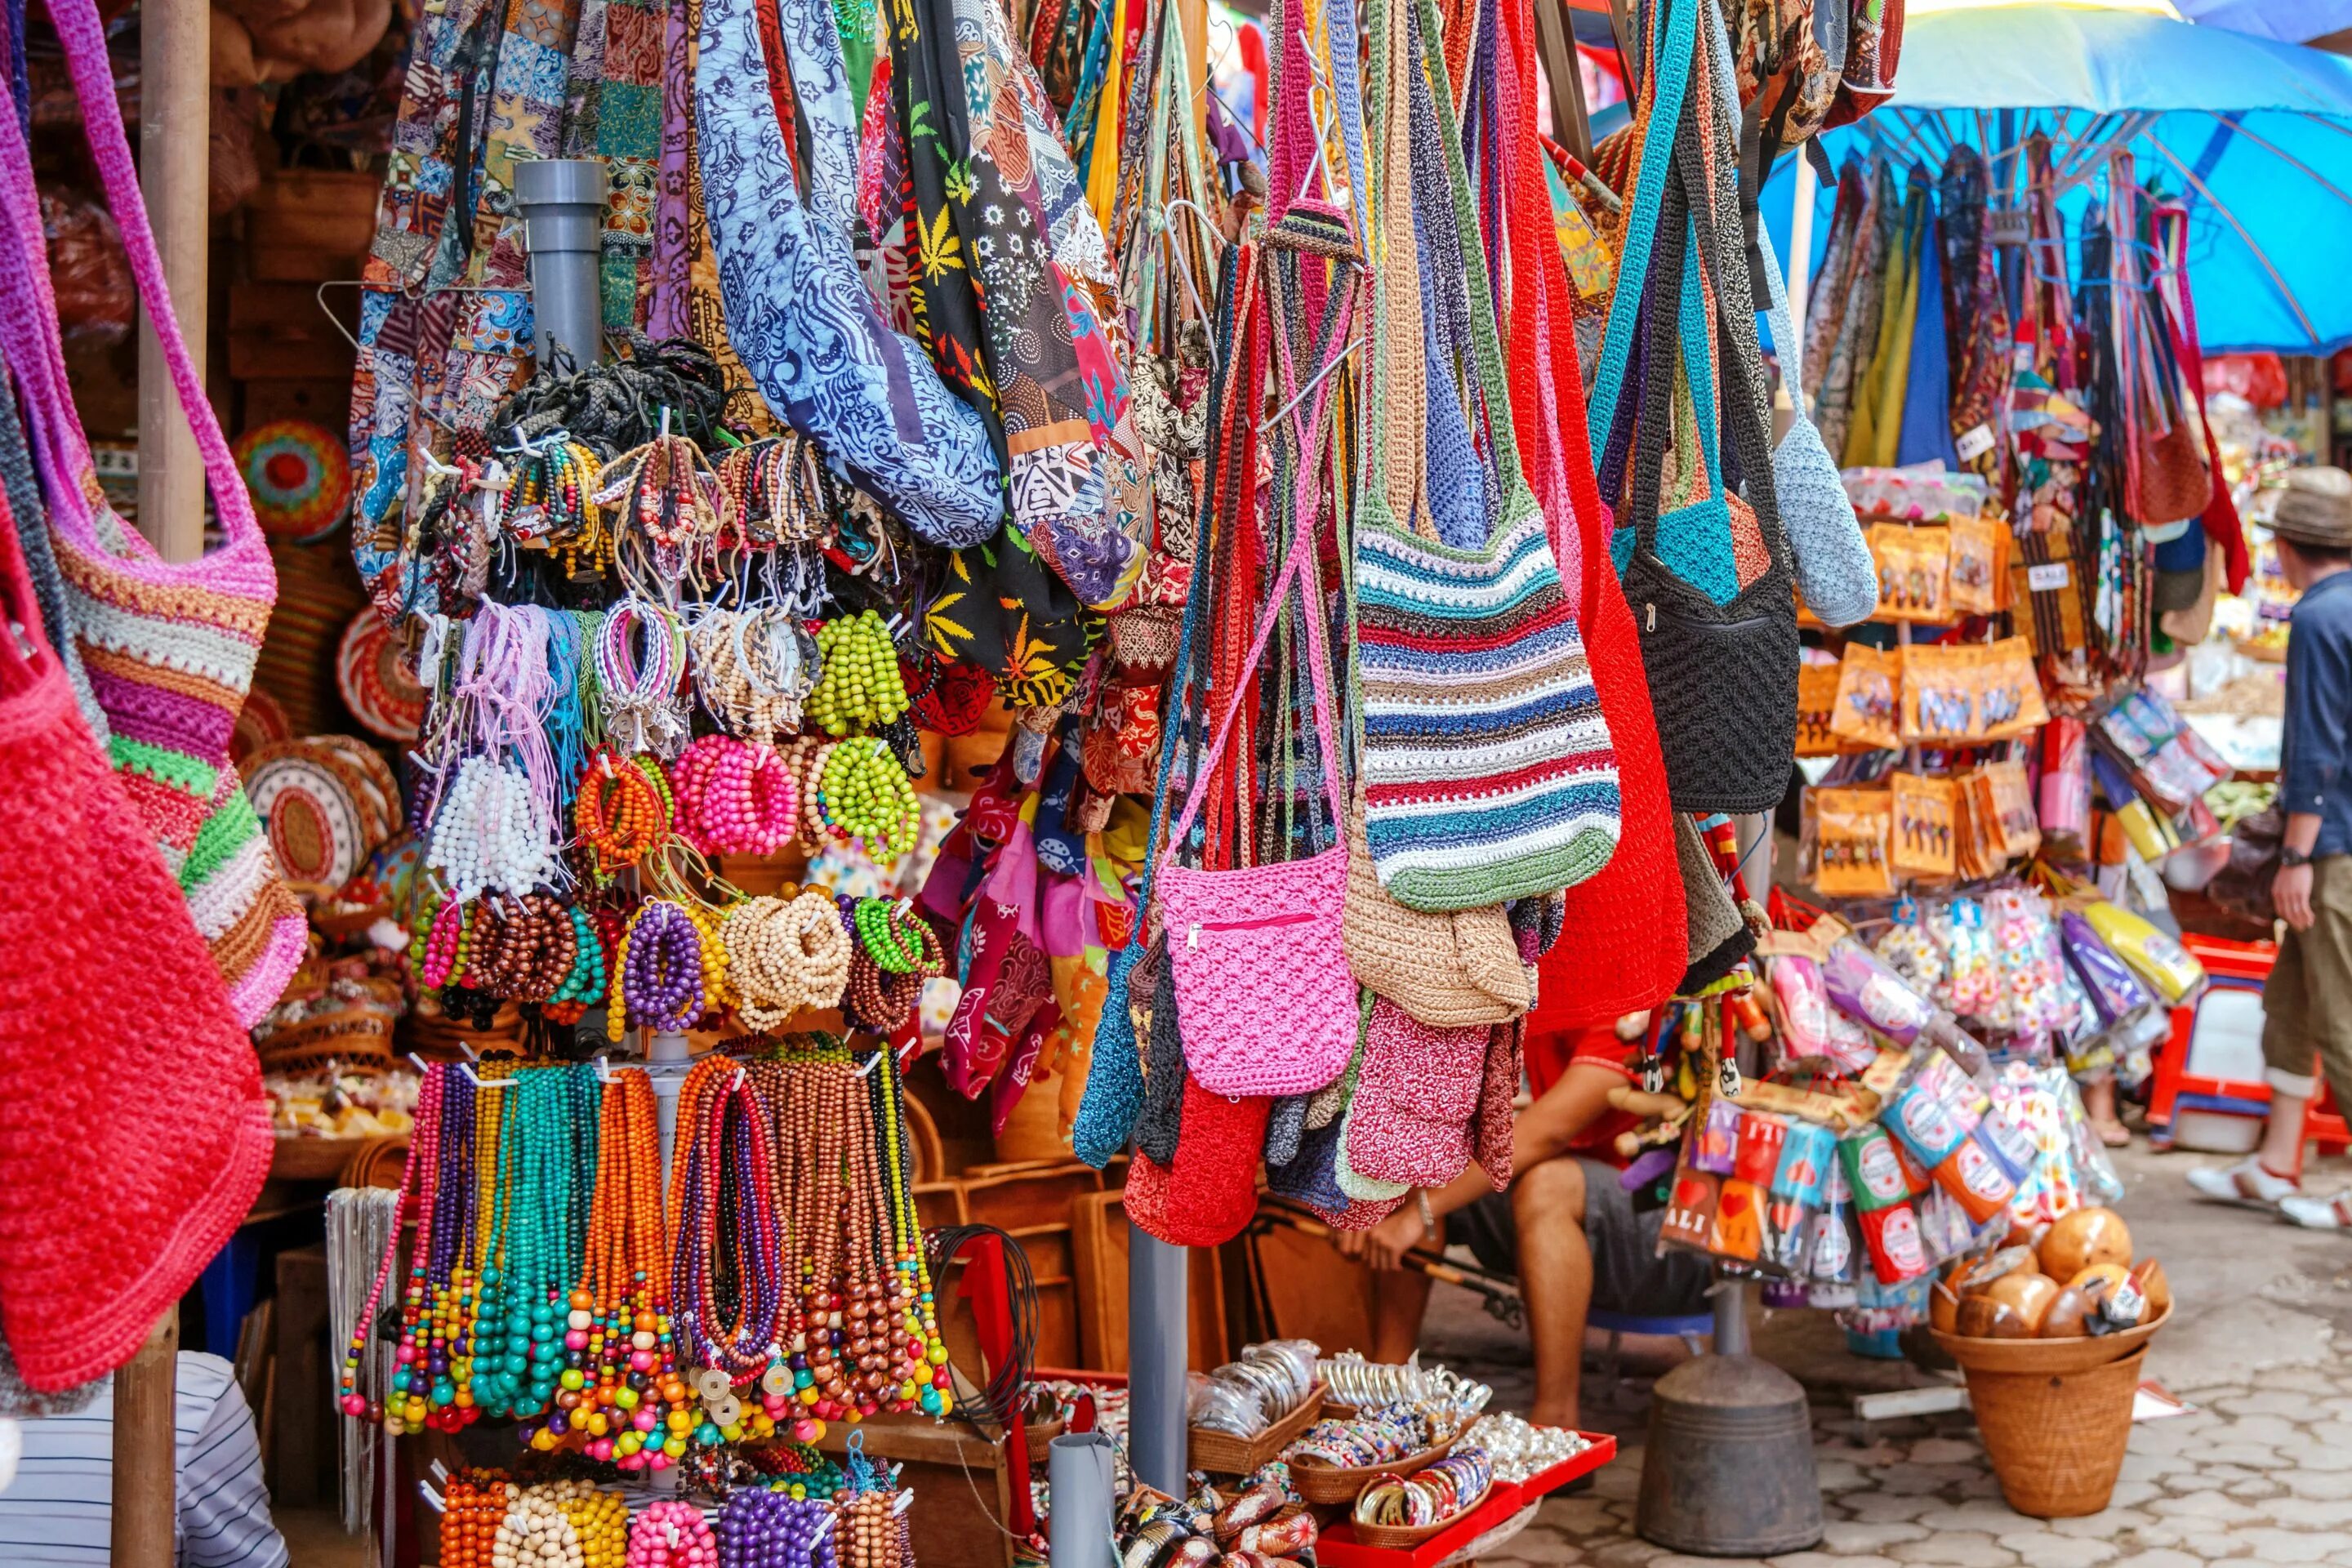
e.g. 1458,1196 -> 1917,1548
1364,1202 -> 1431,1272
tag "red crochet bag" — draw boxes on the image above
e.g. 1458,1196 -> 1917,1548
1121,1082 -> 1269,1248
1494,0 -> 1685,1028
0,480 -> 271,1392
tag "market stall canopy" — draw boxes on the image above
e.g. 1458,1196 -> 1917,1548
1761,2 -> 2352,354
2173,0 -> 2352,45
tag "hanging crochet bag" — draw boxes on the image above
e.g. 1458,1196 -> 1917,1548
0,479 -> 272,1392
1342,799 -> 1530,1027
1339,1000 -> 1486,1188
0,0 -> 304,1028
1352,0 -> 1619,912
1152,319 -> 1357,1099
1588,0 -> 1798,816
694,0 -> 1003,549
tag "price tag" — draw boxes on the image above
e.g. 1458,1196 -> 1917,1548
1953,424 -> 1995,462
2027,562 -> 2072,592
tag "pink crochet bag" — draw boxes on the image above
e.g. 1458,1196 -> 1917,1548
1155,327 -> 1356,1100
0,0 -> 302,1027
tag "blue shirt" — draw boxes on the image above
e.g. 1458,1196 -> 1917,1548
2282,569 -> 2352,860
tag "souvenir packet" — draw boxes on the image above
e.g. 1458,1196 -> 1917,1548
1811,787 -> 1895,898
1898,644 -> 1979,745
1945,514 -> 2007,616
1868,523 -> 1952,622
1891,773 -> 1958,880
1796,662 -> 1846,757
1829,644 -> 1900,751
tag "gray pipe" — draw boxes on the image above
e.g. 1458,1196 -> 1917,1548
515,158 -> 608,370
1126,1227 -> 1188,1497
1047,1432 -> 1117,1568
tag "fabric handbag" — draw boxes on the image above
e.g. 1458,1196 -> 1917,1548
1122,1082 -> 1272,1248
0,0 -> 305,1028
694,0 -> 1003,550
1588,0 -> 1798,816
1352,0 -> 1619,912
2208,804 -> 2282,928
1154,517 -> 1356,1098
1343,800 -> 1530,1027
0,479 -> 272,1392
1756,219 -> 1877,627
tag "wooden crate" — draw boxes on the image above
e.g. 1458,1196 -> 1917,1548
228,282 -> 357,381
1069,1192 -> 1230,1373
243,171 -> 379,278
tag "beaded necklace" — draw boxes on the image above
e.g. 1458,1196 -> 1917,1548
342,1062 -> 442,1430
673,1065 -> 786,1392
871,1045 -> 951,1411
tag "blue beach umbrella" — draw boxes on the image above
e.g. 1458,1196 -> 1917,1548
1758,3 -> 2352,354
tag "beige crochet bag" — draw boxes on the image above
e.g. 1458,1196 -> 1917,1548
1343,800 -> 1530,1028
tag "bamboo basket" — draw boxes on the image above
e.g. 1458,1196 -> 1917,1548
1958,1347 -> 2146,1517
1188,1387 -> 1325,1476
1288,1432 -> 1459,1506
1346,1477 -> 1494,1550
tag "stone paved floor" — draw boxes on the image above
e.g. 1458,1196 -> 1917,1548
1424,1141 -> 2352,1566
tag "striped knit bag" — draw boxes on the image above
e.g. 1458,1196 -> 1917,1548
1351,0 -> 1619,914
0,0 -> 302,1027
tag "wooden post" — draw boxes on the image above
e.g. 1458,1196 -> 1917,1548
111,1309 -> 178,1568
1534,0 -> 1593,165
1180,0 -> 1207,146
136,0 -> 210,564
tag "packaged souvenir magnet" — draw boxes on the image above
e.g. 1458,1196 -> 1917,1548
1978,637 -> 2050,740
1887,1080 -> 1971,1169
1898,644 -> 1980,745
1690,1098 -> 1743,1176
1812,788 -> 1895,898
1868,523 -> 1953,622
2039,717 -> 2092,845
1796,663 -> 1846,758
1945,514 -> 2007,616
1710,1178 -> 1766,1263
1829,643 -> 1901,751
1660,1165 -> 1722,1253
2078,901 -> 2206,1004
1839,1125 -> 1912,1214
1764,1192 -> 1818,1276
1819,933 -> 1990,1076
1891,773 -> 1959,880
1984,758 -> 2042,860
1733,1111 -> 1790,1186
1857,1198 -> 1932,1285
1770,954 -> 1878,1075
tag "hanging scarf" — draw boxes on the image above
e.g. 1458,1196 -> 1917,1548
1938,145 -> 2009,481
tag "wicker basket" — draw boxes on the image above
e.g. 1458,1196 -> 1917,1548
1288,1432 -> 1459,1506
1347,1477 -> 1493,1550
1188,1387 -> 1325,1476
1958,1346 -> 2146,1518
1928,1302 -> 2170,1375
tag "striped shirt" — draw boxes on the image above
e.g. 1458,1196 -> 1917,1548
0,1352 -> 289,1568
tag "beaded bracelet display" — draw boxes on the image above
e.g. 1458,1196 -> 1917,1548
688,607 -> 814,742
672,735 -> 800,857
598,597 -> 691,757
815,737 -> 921,862
626,1500 -> 718,1568
715,1490 -> 838,1568
577,748 -> 676,877
808,610 -> 909,734
1352,1448 -> 1494,1530
721,890 -> 853,1031
612,899 -> 708,1037
430,753 -> 565,901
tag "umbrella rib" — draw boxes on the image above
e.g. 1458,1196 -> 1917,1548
2140,130 -> 2319,350
2190,112 -> 2352,212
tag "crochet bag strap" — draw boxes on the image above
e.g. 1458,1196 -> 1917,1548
1584,0 -> 1697,457
1161,285 -> 1354,868
0,0 -> 262,564
1357,0 -> 1427,539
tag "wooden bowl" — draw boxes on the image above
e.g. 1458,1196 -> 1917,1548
1347,1477 -> 1494,1549
1287,1432 -> 1459,1506
1929,1302 -> 2170,1374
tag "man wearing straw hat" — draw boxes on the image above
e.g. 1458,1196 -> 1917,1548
2189,466 -> 2352,1227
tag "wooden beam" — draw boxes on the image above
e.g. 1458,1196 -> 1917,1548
136,0 -> 211,564
1533,0 -> 1592,165
111,1309 -> 177,1568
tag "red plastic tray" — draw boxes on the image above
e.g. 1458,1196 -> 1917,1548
1313,1432 -> 1617,1566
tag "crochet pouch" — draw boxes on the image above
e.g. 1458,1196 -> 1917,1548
0,477 -> 270,1392
1343,800 -> 1529,1027
1588,0 -> 1797,817
1351,0 -> 1619,913
1341,1000 -> 1486,1188
1756,237 -> 1877,627
1122,1081 -> 1270,1248
0,0 -> 304,1029
694,0 -> 1002,548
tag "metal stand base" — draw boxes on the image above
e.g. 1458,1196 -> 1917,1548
1633,1282 -> 1824,1557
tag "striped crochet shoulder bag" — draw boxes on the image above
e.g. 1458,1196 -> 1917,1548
1348,0 -> 1619,914
0,0 -> 303,1027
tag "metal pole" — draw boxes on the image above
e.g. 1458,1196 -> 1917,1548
1125,1227 -> 1187,1496
514,159 -> 609,370
111,1308 -> 178,1568
136,0 -> 207,562
1712,1276 -> 1750,1358
1046,1431 -> 1117,1568
1786,151 -> 1817,394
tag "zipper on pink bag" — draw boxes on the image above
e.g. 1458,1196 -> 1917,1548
1185,911 -> 1319,948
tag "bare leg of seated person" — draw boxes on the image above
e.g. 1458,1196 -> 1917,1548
1509,1156 -> 1595,1427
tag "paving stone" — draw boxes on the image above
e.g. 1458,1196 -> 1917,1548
1586,1539 -> 1667,1568
1592,1459 -> 1645,1501
1644,1556 -> 1772,1568
2185,1441 -> 2282,1469
1838,1493 -> 1941,1525
2106,1480 -> 2160,1509
1818,1521 -> 1931,1553
2224,1526 -> 2345,1561
1903,1437 -> 1981,1465
2292,1442 -> 2352,1472
1874,1462 -> 1980,1496
1539,1497 -> 1621,1535
2172,1528 -> 2256,1560
2148,1490 -> 2264,1524
2210,1413 -> 2305,1446
1991,1530 -> 2119,1567
2283,1468 -> 2352,1500
1909,1501 -> 2035,1535
1764,1556 -> 1898,1568
2221,1474 -> 2287,1501
1814,1459 -> 1874,1494
1841,1443 -> 1911,1468
2047,1508 -> 2156,1539
2257,1494 -> 2352,1529
2209,1390 -> 2321,1420
2106,1553 -> 2209,1568
1883,1530 -> 2019,1567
